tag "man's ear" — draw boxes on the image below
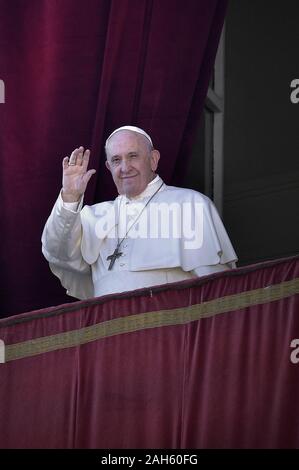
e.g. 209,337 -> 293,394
150,150 -> 160,171
105,160 -> 111,172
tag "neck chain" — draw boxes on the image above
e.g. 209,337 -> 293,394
107,181 -> 164,270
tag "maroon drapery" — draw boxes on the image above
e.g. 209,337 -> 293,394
0,0 -> 228,317
0,255 -> 299,448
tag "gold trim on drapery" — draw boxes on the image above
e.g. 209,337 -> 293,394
4,278 -> 299,362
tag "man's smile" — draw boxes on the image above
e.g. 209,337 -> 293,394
120,175 -> 138,179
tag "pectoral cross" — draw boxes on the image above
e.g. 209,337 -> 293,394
107,245 -> 123,270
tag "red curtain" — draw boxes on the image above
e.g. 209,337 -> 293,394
0,0 -> 228,317
0,255 -> 298,448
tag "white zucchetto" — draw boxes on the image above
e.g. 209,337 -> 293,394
105,125 -> 153,148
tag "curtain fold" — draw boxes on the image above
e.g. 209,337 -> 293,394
0,255 -> 298,448
0,0 -> 228,317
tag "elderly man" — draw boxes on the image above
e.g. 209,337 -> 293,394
42,126 -> 237,299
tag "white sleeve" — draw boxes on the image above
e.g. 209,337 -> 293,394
62,198 -> 80,212
41,191 -> 94,300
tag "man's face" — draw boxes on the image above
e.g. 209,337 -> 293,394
105,131 -> 160,198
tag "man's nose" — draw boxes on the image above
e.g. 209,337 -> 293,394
120,159 -> 131,172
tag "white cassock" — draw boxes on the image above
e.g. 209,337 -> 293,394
42,175 -> 238,300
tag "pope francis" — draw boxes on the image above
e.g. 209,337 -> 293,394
42,126 -> 238,299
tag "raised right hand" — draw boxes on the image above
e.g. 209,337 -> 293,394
62,147 -> 96,202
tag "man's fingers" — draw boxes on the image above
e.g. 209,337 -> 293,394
76,149 -> 84,166
82,149 -> 91,172
62,147 -> 86,170
69,146 -> 84,166
68,148 -> 78,165
62,157 -> 69,169
83,169 -> 96,185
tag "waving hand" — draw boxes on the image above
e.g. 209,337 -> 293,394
62,147 -> 96,202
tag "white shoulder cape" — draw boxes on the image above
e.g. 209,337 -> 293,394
80,185 -> 237,271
